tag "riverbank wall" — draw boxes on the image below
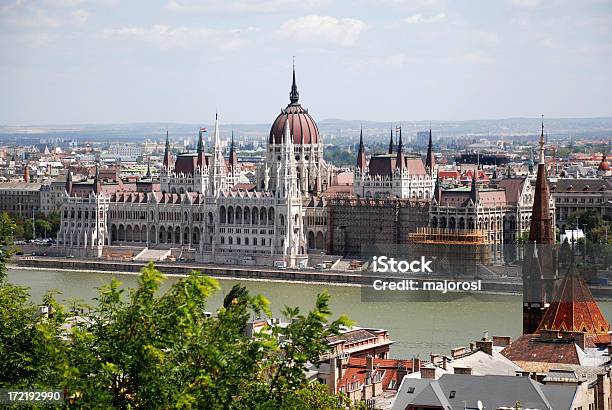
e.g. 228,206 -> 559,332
12,256 -> 612,299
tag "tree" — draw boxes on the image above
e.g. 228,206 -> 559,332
0,260 -> 355,409
0,212 -> 16,245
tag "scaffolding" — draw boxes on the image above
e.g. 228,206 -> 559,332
408,227 -> 490,245
408,227 -> 492,271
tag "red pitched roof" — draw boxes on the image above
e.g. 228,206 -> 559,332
537,262 -> 610,337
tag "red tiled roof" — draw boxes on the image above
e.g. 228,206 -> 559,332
537,262 -> 611,337
501,334 -> 581,365
232,183 -> 256,192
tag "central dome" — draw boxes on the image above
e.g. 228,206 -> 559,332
269,67 -> 320,145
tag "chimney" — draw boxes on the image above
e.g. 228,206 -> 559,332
430,353 -> 440,365
366,355 -> 374,373
492,336 -> 512,347
421,366 -> 436,380
442,356 -> 449,371
412,357 -> 421,373
451,347 -> 466,358
475,340 -> 493,356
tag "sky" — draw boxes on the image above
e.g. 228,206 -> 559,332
0,0 -> 611,125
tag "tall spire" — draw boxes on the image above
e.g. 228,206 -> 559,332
197,128 -> 204,154
529,115 -> 554,244
289,58 -> 299,105
470,166 -> 479,205
93,164 -> 101,195
396,126 -> 405,171
210,113 -> 226,195
146,157 -> 151,178
425,126 -> 435,174
197,127 -> 205,169
388,127 -> 394,154
163,129 -> 171,169
538,114 -> 545,165
228,130 -> 238,172
357,127 -> 367,171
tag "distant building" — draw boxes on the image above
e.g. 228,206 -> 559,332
354,128 -> 435,200
0,182 -> 42,217
550,178 -> 612,225
327,197 -> 429,257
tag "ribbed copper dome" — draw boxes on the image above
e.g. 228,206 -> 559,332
269,105 -> 319,145
268,65 -> 320,145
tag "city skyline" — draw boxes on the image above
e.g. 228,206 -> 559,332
1,0 -> 611,125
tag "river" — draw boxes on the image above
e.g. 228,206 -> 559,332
8,267 -> 612,359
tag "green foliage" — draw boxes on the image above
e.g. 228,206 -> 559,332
567,209 -> 612,245
0,260 -> 355,409
324,145 -> 357,167
8,210 -> 61,240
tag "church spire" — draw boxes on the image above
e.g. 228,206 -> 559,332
388,127 -> 394,154
93,164 -> 101,195
396,126 -> 405,171
357,127 -> 367,171
425,126 -> 435,174
228,130 -> 238,172
289,58 -> 299,105
163,129 -> 171,169
146,157 -> 151,178
197,127 -> 205,169
470,166 -> 479,205
529,115 -> 554,244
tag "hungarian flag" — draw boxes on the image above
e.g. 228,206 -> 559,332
200,127 -> 208,132
395,126 -> 401,133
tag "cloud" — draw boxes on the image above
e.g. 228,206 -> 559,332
510,0 -> 542,8
167,0 -> 330,14
404,12 -> 446,24
71,9 -> 89,26
41,0 -> 85,7
101,24 -> 253,51
277,15 -> 367,47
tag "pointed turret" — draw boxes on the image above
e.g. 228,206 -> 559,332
356,127 -> 367,171
197,127 -> 205,169
396,127 -> 405,171
425,127 -> 435,174
388,128 -> 394,154
228,130 -> 238,174
146,158 -> 151,178
469,168 -> 479,205
163,130 -> 171,169
93,164 -> 101,195
209,113 -> 227,195
289,60 -> 299,105
528,117 -> 554,245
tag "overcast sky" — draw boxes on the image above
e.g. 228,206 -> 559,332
1,0 -> 611,125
